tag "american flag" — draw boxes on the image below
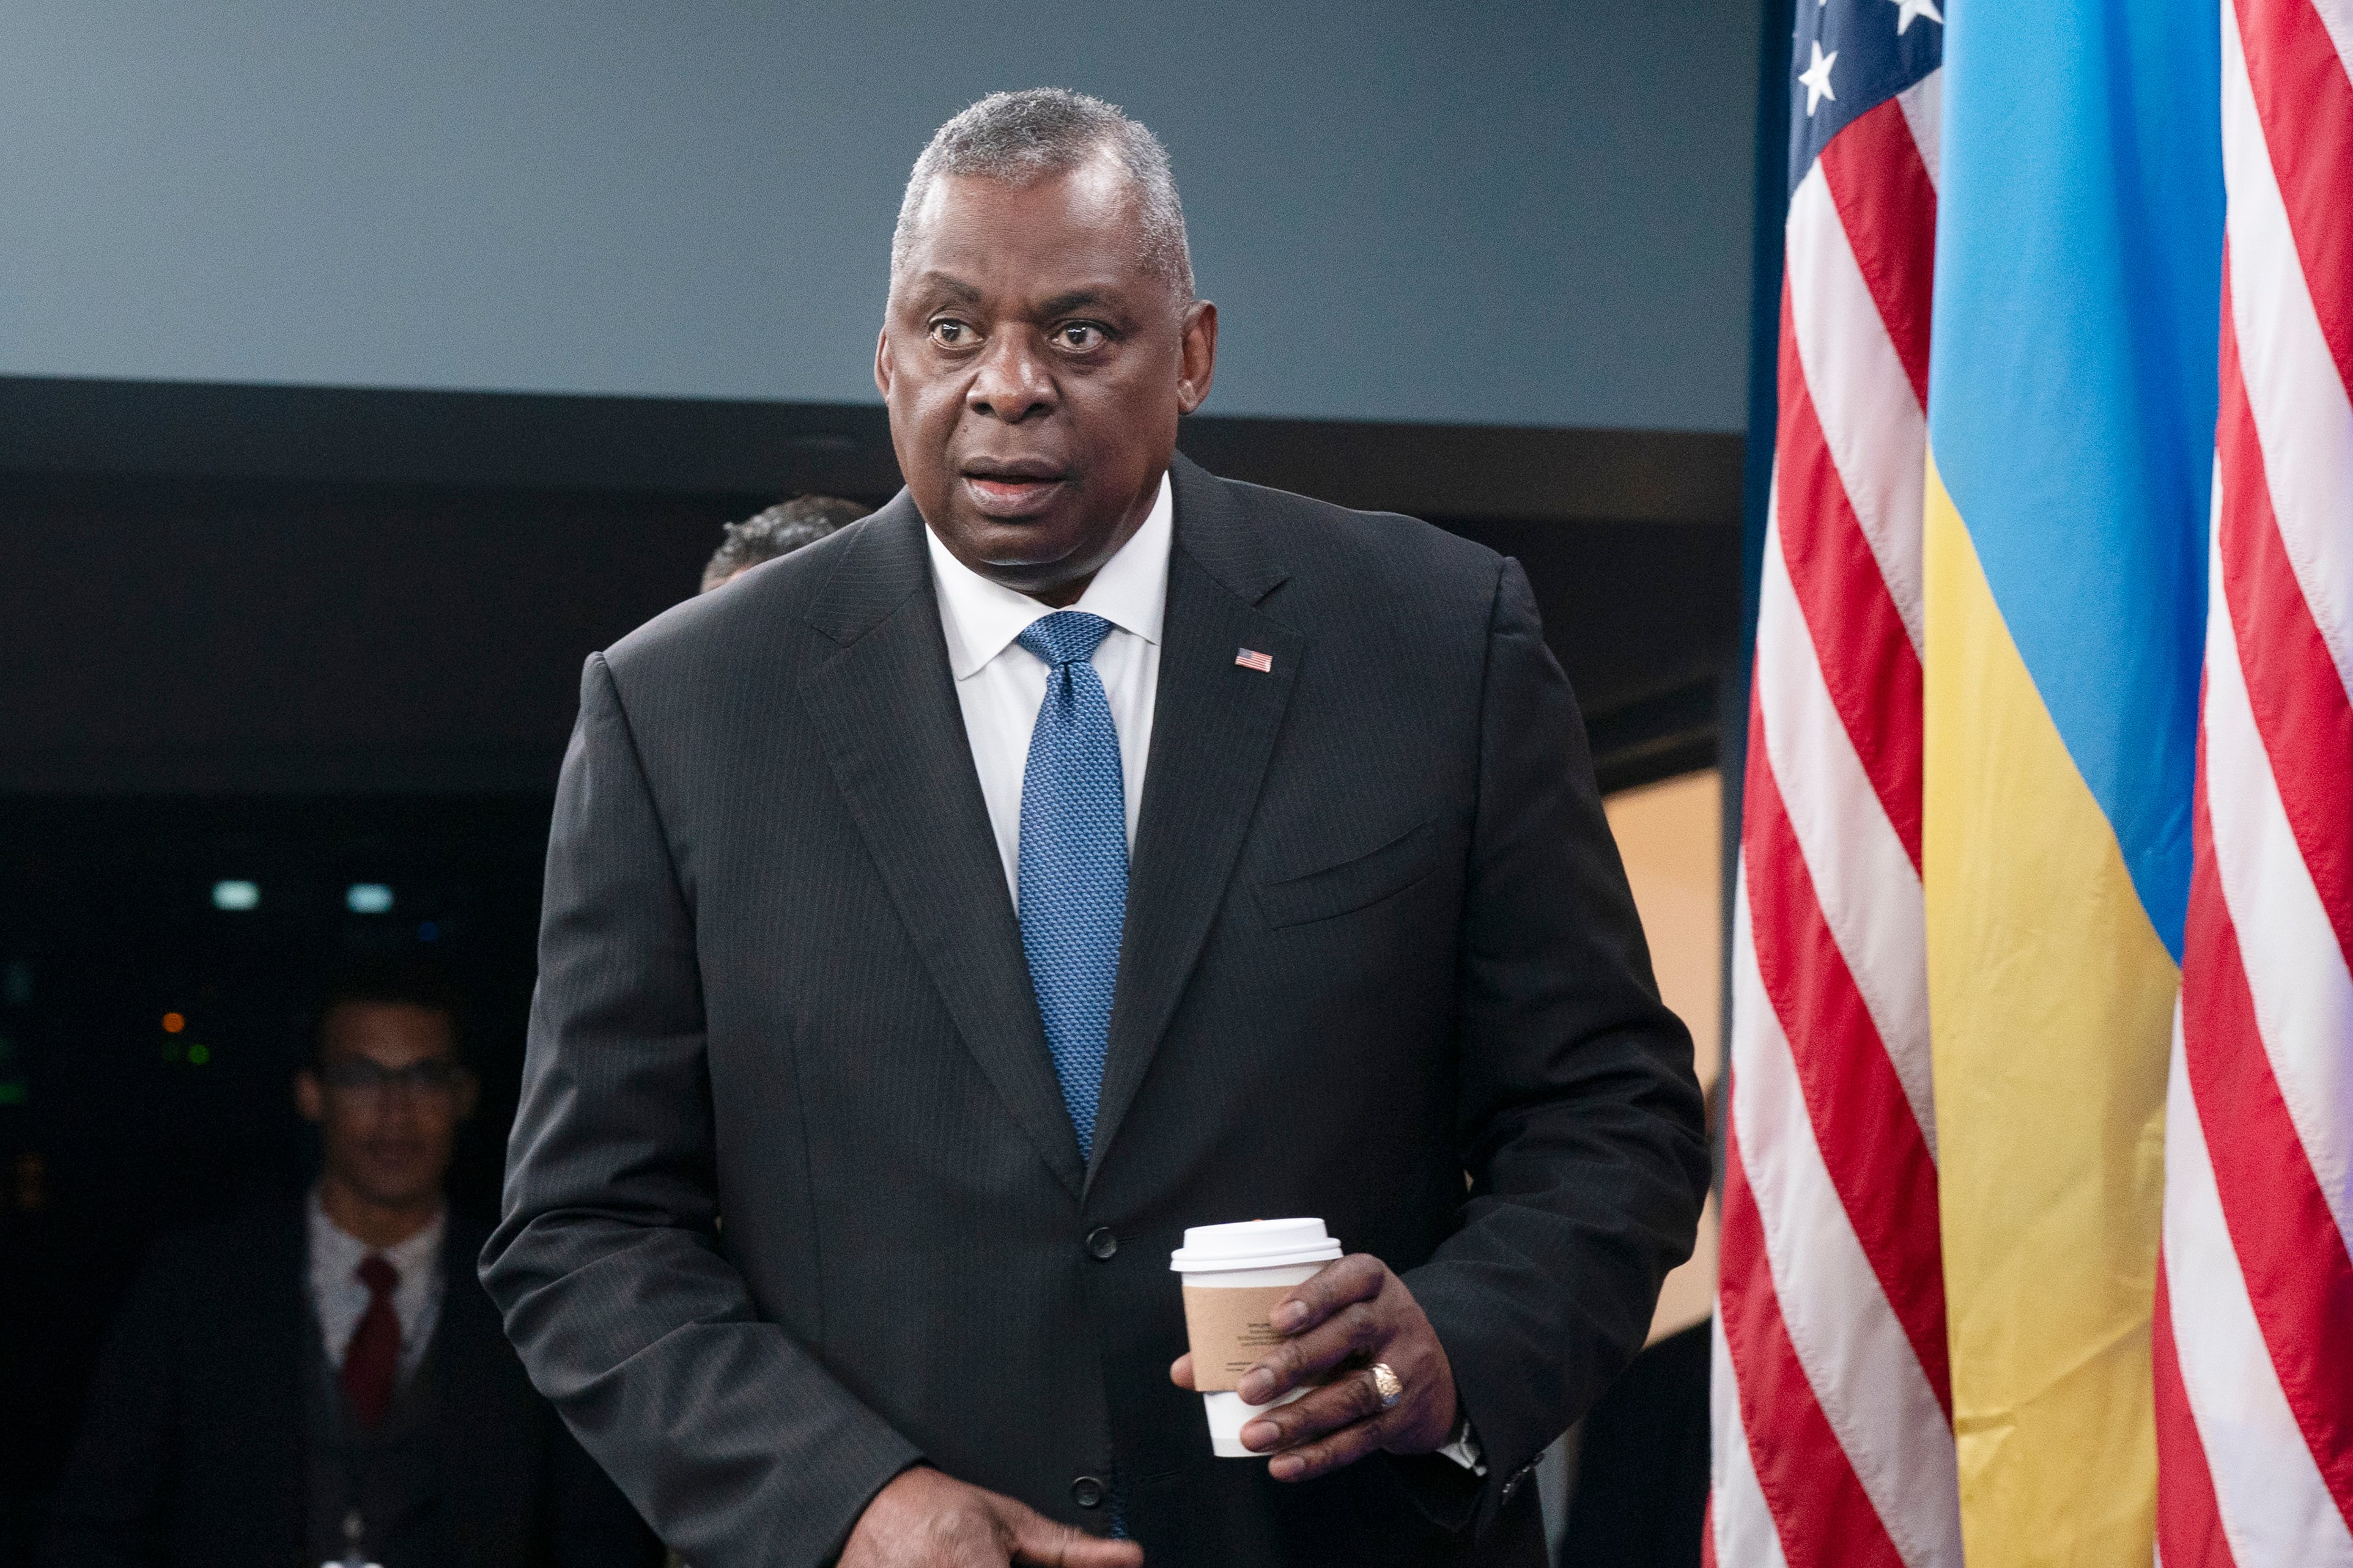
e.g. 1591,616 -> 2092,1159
1709,0 -> 1959,1563
1234,647 -> 1274,674
2153,1 -> 2353,1562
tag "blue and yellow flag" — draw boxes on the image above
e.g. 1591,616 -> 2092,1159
1924,1 -> 2223,1562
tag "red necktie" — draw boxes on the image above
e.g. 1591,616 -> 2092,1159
341,1256 -> 401,1428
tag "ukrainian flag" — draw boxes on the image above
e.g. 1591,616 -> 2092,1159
1924,1 -> 2222,1562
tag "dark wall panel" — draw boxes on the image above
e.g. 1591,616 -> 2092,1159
0,473 -> 758,792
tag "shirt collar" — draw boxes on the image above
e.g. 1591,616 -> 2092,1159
926,469 -> 1173,681
308,1185 -> 446,1281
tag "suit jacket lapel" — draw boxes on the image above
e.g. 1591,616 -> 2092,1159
253,1207 -> 311,1558
800,498 -> 1087,1196
1088,455 -> 1300,1185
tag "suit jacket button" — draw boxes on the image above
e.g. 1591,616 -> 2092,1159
1085,1227 -> 1119,1261
1070,1475 -> 1107,1509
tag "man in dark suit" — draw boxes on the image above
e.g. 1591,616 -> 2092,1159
42,967 -> 657,1568
482,88 -> 1707,1568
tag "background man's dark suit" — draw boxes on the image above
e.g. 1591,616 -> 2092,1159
482,455 -> 1708,1566
42,1204 -> 654,1568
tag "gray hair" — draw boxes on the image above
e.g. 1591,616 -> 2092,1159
891,88 -> 1194,304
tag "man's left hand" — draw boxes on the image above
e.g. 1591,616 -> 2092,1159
1167,1253 -> 1460,1482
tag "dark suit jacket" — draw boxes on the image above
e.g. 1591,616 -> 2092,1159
482,455 -> 1708,1567
41,1204 -> 658,1568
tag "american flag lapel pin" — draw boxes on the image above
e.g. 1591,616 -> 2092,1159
1235,647 -> 1274,674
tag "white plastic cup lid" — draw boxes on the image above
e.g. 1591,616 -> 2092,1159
1169,1217 -> 1342,1273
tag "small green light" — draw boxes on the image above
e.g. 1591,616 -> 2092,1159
0,1081 -> 26,1106
186,1043 -> 211,1066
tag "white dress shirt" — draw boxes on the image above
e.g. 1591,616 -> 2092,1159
926,469 -> 1170,907
925,472 -> 1484,1476
306,1187 -> 446,1383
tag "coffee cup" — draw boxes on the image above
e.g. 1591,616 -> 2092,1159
1169,1218 -> 1343,1457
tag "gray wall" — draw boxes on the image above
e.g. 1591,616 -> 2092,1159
0,1 -> 1757,431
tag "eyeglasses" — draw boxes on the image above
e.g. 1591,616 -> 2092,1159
317,1058 -> 467,1096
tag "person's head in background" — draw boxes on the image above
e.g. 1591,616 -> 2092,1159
698,494 -> 873,592
295,962 -> 475,1248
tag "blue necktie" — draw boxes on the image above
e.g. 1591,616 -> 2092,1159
1016,611 -> 1128,1159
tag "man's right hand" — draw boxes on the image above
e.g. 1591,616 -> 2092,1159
840,1467 -> 1145,1568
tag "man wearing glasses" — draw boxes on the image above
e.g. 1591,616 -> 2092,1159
42,966 -> 657,1568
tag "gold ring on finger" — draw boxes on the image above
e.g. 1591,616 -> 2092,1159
1370,1361 -> 1405,1409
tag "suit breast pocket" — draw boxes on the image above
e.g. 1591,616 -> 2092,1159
1252,818 -> 1442,930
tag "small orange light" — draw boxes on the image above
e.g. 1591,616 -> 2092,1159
161,1012 -> 185,1034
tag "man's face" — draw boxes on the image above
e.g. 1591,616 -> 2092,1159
876,153 -> 1218,603
296,1001 -> 473,1210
